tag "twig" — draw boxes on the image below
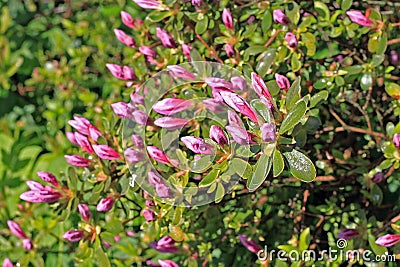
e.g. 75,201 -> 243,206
196,34 -> 223,63
388,38 -> 400,45
264,30 -> 281,47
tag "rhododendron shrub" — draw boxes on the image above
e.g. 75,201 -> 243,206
2,0 -> 400,266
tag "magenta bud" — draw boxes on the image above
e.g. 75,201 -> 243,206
147,146 -> 171,165
247,15 -> 255,24
132,109 -> 152,126
88,125 -> 102,142
260,123 -> 276,142
346,10 -> 373,27
111,102 -> 133,118
20,190 -> 62,203
74,132 -> 94,154
66,132 -> 79,146
231,76 -> 248,91
156,28 -> 176,48
2,258 -> 13,267
219,91 -> 259,123
209,125 -> 228,145
131,134 -> 145,149
393,133 -> 400,149
203,98 -> 225,113
68,115 -> 91,135
337,228 -> 359,240
150,236 -> 178,253
130,92 -> 145,105
77,204 -> 92,222
152,98 -> 193,115
158,259 -> 179,267
145,200 -> 155,208
275,73 -> 291,91
251,72 -> 272,99
23,238 -> 33,250
133,0 -> 162,9
182,43 -> 192,60
372,172 -> 384,183
181,136 -> 215,155
26,180 -> 47,191
228,110 -> 244,127
191,0 -> 203,7
62,230 -> 85,242
7,220 -> 27,239
114,29 -> 136,48
121,11 -> 135,28
167,65 -> 196,80
106,64 -> 136,80
390,50 -> 399,65
142,209 -> 156,222
154,117 -> 190,130
285,32 -> 298,48
239,234 -> 262,254
273,9 -> 290,25
96,197 -> 114,212
124,148 -> 145,164
139,46 -> 157,58
222,8 -> 234,30
37,171 -> 59,187
64,155 -> 91,167
205,77 -> 234,91
226,126 -> 256,145
375,234 -> 400,247
224,44 -> 235,58
93,145 -> 121,160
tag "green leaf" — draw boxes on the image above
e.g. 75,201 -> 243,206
286,77 -> 301,110
360,73 -> 372,90
247,153 -> 272,192
256,49 -> 276,78
310,90 -> 329,108
95,246 -> 111,267
341,0 -> 352,11
190,155 -> 213,173
314,1 -> 330,20
147,11 -> 174,22
299,228 -> 310,251
231,158 -> 253,179
265,80 -> 280,96
368,235 -> 388,256
301,32 -> 316,56
215,182 -> 225,203
243,46 -> 269,61
199,169 -> 220,187
291,53 -> 302,72
250,99 -> 273,123
283,149 -> 316,182
273,149 -> 284,177
372,54 -> 385,67
343,65 -> 362,75
385,82 -> 400,98
286,2 -> 300,25
376,32 -> 387,55
195,16 -> 208,35
261,11 -> 272,33
280,100 -> 307,134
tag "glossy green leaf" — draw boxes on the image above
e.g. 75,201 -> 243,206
256,49 -> 276,78
283,149 -> 316,182
190,155 -> 212,173
360,73 -> 372,90
372,54 -> 385,67
286,77 -> 301,110
231,158 -> 253,179
286,2 -> 300,25
215,182 -> 225,203
299,227 -> 310,251
199,169 -> 220,187
376,32 -> 387,55
368,235 -> 388,256
385,82 -> 400,98
280,100 -> 307,134
291,53 -> 302,72
314,1 -> 330,20
195,16 -> 208,35
247,153 -> 272,192
301,32 -> 316,56
147,11 -> 174,22
250,99 -> 273,123
95,246 -> 111,267
261,11 -> 272,33
273,149 -> 284,177
341,0 -> 352,11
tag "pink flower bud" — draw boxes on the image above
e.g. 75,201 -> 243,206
2,258 -> 12,267
209,125 -> 228,145
75,132 -> 94,154
226,126 -> 256,145
77,204 -> 92,222
285,32 -> 298,48
393,133 -> 400,149
251,72 -> 272,99
219,91 -> 258,123
158,259 -> 179,267
150,236 -> 178,253
167,65 -> 196,80
273,9 -> 290,25
275,73 -> 291,91
93,145 -> 121,160
23,238 -> 33,250
154,117 -> 190,130
375,234 -> 400,247
88,125 -> 102,142
152,98 -> 193,115
156,28 -> 176,49
64,155 -> 91,167
346,10 -> 373,27
228,110 -> 244,127
37,171 -> 59,187
96,197 -> 114,212
181,136 -> 215,155
26,180 -> 48,191
114,29 -> 136,48
62,230 -> 85,242
106,64 -> 136,80
132,109 -> 152,125
139,46 -> 157,57
142,209 -> 156,222
147,146 -> 172,165
68,116 -> 91,135
20,190 -> 62,203
131,134 -> 145,149
247,16 -> 255,24
390,50 -> 399,65
182,43 -> 192,60
133,0 -> 162,9
372,172 -> 384,183
203,98 -> 225,113
121,11 -> 135,28
131,92 -> 145,105
338,229 -> 359,240
224,44 -> 235,57
7,220 -> 27,239
66,132 -> 79,146
191,0 -> 203,7
124,148 -> 145,164
111,102 -> 134,118
146,200 -> 155,208
205,77 -> 234,91
231,76 -> 248,91
260,123 -> 276,142
239,234 -> 262,254
222,8 -> 234,30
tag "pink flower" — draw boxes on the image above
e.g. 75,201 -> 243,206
260,123 -> 276,142
62,230 -> 85,242
131,92 -> 145,105
139,46 -> 157,57
26,180 -> 48,191
273,9 -> 290,25
154,117 -> 190,130
222,8 -> 234,30
182,43 -> 192,60
148,171 -> 171,198
346,10 -> 373,27
114,29 -> 136,47
111,102 -> 133,118
231,76 -> 248,91
23,238 -> 33,250
158,259 -> 179,267
393,133 -> 400,149
219,91 -> 258,123
147,146 -> 172,165
142,209 -> 156,222
152,98 -> 193,115
251,72 -> 272,99
285,32 -> 298,48
97,197 -> 114,212
275,73 -> 291,91
68,116 -> 91,135
93,145 -> 120,160
7,220 -> 28,239
64,155 -> 91,167
132,109 -> 152,125
88,125 -> 102,142
191,0 -> 203,7
209,125 -> 228,145
2,258 -> 12,267
372,172 -> 384,183
124,148 -> 145,164
338,228 -> 359,240
20,189 -> 62,203
77,204 -> 92,222
146,200 -> 155,208
167,65 -> 196,80
224,44 -> 235,57
150,236 -> 178,253
37,171 -> 59,187
375,234 -> 400,247
181,136 -> 215,155
227,110 -> 244,127
205,77 -> 234,91
75,132 -> 94,154
121,11 -> 135,28
106,64 -> 136,80
226,126 -> 256,145
66,132 -> 79,146
131,134 -> 145,149
239,234 -> 262,254
156,28 -> 176,48
133,0 -> 162,9
203,98 -> 225,113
